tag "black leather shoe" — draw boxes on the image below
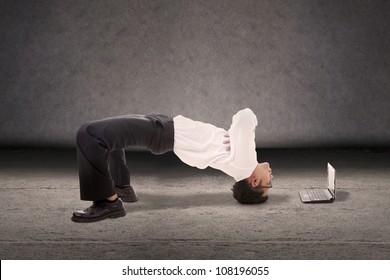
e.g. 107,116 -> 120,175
115,185 -> 139,202
72,198 -> 126,223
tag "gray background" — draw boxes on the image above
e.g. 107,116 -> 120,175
1,0 -> 389,148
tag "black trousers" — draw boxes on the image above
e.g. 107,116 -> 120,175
76,114 -> 174,201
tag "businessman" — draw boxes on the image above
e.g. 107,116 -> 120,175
72,108 -> 273,222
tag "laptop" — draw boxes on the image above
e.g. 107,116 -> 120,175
299,163 -> 336,203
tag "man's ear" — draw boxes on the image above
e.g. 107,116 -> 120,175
251,178 -> 260,188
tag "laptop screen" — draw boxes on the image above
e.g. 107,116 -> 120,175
327,163 -> 336,197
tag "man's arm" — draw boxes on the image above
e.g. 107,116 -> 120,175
227,108 -> 258,180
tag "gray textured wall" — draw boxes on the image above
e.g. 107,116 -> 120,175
1,0 -> 390,148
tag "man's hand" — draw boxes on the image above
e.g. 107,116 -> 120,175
223,134 -> 231,151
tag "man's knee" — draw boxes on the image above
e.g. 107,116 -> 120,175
76,122 -> 93,144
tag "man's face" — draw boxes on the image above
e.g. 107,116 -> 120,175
257,162 -> 273,187
248,162 -> 273,197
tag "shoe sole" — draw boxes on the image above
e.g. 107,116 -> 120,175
71,209 -> 126,223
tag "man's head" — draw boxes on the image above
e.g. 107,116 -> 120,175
231,162 -> 273,204
231,179 -> 269,204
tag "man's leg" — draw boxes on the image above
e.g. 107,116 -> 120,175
75,115 -> 152,201
73,122 -> 126,222
72,114 -> 173,222
76,122 -> 117,201
109,150 -> 138,202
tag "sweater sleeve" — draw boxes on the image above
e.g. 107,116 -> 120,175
228,108 -> 258,181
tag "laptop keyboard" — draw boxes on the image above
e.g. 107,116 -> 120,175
308,189 -> 330,201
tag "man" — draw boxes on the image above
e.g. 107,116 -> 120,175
72,108 -> 273,223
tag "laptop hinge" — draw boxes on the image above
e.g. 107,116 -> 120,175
328,188 -> 335,199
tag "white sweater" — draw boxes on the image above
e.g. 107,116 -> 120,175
173,108 -> 258,181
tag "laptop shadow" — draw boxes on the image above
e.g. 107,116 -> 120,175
335,190 -> 350,202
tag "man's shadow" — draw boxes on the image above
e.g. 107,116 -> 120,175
124,192 -> 291,212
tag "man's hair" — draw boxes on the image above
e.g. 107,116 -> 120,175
231,179 -> 269,204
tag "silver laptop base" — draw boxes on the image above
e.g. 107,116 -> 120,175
299,189 -> 334,203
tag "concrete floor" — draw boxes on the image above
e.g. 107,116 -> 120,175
0,148 -> 389,259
